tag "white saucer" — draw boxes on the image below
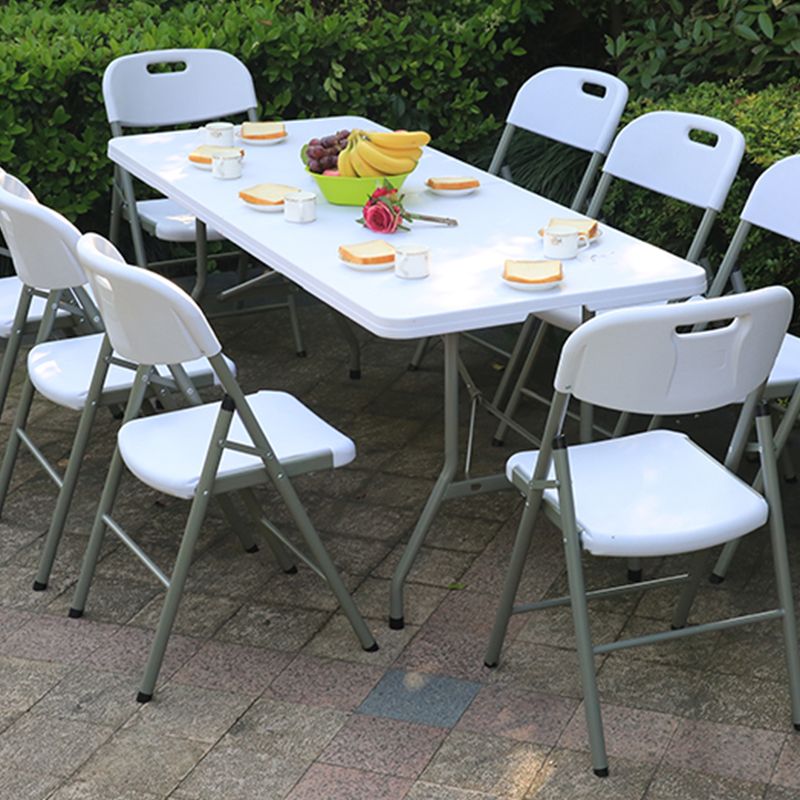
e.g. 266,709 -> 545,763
238,134 -> 288,147
241,199 -> 284,213
539,227 -> 603,244
340,258 -> 394,272
190,160 -> 212,171
426,185 -> 479,197
502,277 -> 562,292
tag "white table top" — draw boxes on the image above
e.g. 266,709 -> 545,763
109,115 -> 706,340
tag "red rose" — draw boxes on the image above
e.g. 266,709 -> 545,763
371,187 -> 396,199
363,201 -> 402,234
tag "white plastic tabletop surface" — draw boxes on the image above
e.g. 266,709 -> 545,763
109,115 -> 707,340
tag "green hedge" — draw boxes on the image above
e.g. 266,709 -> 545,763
599,80 -> 800,292
1,0 -> 544,229
600,0 -> 800,96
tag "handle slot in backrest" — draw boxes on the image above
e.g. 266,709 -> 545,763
688,128 -> 719,147
581,82 -> 607,98
146,60 -> 188,74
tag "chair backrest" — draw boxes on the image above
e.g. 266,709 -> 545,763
601,110 -> 745,212
740,154 -> 800,241
0,170 -> 86,290
76,232 -> 221,365
507,67 -> 629,155
103,49 -> 258,128
555,287 -> 792,415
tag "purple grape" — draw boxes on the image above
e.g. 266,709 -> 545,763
307,145 -> 324,160
309,138 -> 320,146
320,135 -> 335,148
308,158 -> 321,173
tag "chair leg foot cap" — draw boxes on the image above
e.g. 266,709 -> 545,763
245,545 -> 259,554
363,642 -> 380,653
484,660 -> 498,669
670,624 -> 684,631
627,569 -> 643,583
407,364 -> 419,372
136,691 -> 152,704
594,767 -> 609,778
349,369 -> 361,380
491,438 -> 504,448
284,565 -> 299,575
67,608 -> 83,619
794,723 -> 800,732
296,350 -> 307,358
709,573 -> 725,584
32,581 -> 47,592
389,616 -> 405,630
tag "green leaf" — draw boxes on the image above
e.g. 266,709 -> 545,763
758,11 -> 775,35
734,22 -> 761,39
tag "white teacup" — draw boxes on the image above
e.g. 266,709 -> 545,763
205,121 -> 235,147
284,190 -> 317,223
211,152 -> 242,180
395,245 -> 430,280
542,225 -> 589,260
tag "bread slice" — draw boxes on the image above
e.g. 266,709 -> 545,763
503,259 -> 563,284
241,121 -> 287,140
188,145 -> 244,165
238,183 -> 301,206
426,176 -> 480,191
338,240 -> 396,265
543,217 -> 598,238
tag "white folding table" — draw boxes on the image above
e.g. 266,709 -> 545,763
108,115 -> 707,628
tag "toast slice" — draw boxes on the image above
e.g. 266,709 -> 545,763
241,121 -> 287,140
503,259 -> 563,284
188,145 -> 244,165
338,240 -> 396,265
542,217 -> 598,238
239,183 -> 301,206
426,176 -> 480,191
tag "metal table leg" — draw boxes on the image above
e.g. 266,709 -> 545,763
389,333 -> 511,628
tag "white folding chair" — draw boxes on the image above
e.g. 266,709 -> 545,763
689,154 -> 800,581
104,48 -> 305,354
0,178 -> 233,592
485,287 -> 800,777
493,110 -> 746,447
0,168 -> 92,421
69,232 -> 377,702
410,66 -> 629,389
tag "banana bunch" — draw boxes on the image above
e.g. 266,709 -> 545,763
338,130 -> 430,178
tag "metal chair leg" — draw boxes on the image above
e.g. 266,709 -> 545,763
137,398 -> 235,702
0,286 -> 34,423
32,335 -> 113,590
493,321 -> 548,446
286,290 -> 306,357
553,439 -> 608,776
756,406 -> 800,727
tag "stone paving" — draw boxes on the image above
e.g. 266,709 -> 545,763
0,296 -> 799,799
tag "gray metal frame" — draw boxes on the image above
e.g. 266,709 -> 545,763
484,391 -> 800,776
68,353 -> 377,701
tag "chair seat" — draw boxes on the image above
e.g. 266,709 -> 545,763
28,333 -> 234,411
137,199 -> 225,243
506,429 -> 767,557
766,333 -> 800,397
0,275 -> 69,337
117,390 -> 356,499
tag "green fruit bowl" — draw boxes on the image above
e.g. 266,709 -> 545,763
307,169 -> 411,206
